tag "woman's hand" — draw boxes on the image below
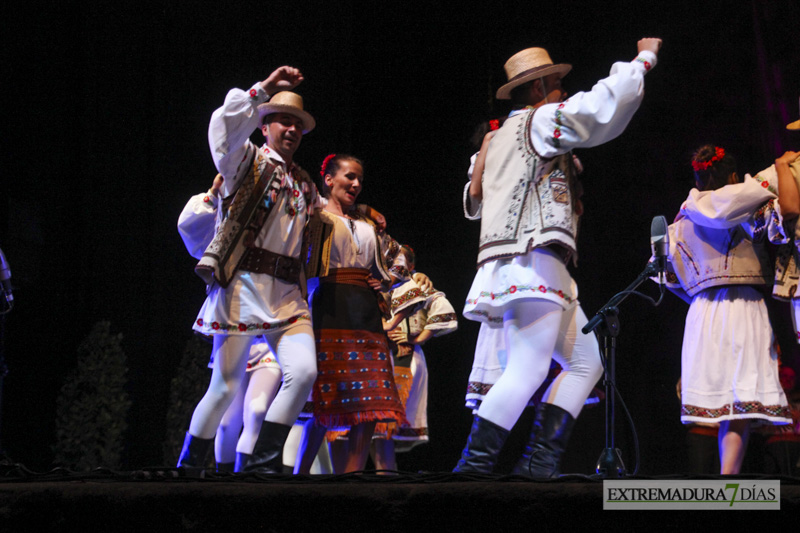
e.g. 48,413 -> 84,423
387,327 -> 408,345
359,205 -> 387,232
777,151 -> 800,166
366,275 -> 386,292
412,272 -> 432,292
776,150 -> 800,218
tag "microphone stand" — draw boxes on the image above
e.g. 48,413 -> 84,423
582,260 -> 661,478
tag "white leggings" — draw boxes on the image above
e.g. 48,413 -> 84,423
188,321 -> 317,439
214,365 -> 283,462
477,299 -> 603,430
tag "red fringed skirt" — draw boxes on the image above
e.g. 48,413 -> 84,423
310,269 -> 406,429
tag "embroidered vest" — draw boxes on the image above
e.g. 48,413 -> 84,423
477,110 -> 579,266
195,150 -> 314,288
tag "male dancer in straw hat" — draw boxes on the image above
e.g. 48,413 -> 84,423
456,38 -> 662,477
178,66 -> 324,473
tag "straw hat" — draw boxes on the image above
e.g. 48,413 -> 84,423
496,48 -> 571,100
258,91 -> 315,133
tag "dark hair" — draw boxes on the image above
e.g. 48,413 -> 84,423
470,117 -> 507,150
691,144 -> 738,191
319,154 -> 364,196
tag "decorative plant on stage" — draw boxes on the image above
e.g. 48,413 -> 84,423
53,321 -> 131,470
162,334 -> 213,467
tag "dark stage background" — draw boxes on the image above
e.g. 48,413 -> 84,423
2,1 -> 799,475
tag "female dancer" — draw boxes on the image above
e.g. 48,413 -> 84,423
667,145 -> 796,473
301,154 -> 409,473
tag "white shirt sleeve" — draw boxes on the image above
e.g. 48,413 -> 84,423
529,51 -> 657,158
681,172 -> 778,229
207,82 -> 269,197
177,192 -> 219,259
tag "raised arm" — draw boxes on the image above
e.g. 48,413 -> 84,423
682,173 -> 777,229
529,38 -> 661,158
208,66 -> 304,195
469,131 -> 495,203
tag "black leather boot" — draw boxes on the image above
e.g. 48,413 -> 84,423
242,421 -> 292,474
216,462 -> 235,473
176,432 -> 213,469
453,415 -> 510,473
234,452 -> 251,473
512,403 -> 575,478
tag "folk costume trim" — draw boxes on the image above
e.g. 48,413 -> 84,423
682,401 -> 792,421
195,313 -> 310,334
465,283 -> 575,307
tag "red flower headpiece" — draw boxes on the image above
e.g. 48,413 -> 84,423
691,147 -> 725,172
320,153 -> 337,178
489,119 -> 500,131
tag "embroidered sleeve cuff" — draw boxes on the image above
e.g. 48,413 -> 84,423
202,191 -> 219,208
632,51 -> 657,73
247,83 -> 270,104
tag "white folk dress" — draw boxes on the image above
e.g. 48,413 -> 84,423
669,174 -> 792,425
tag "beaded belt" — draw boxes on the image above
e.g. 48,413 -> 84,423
239,247 -> 301,284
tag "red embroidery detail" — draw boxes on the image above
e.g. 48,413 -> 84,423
761,181 -> 769,188
238,323 -> 247,332
212,322 -> 220,330
249,88 -> 258,98
509,285 -> 517,293
539,285 -> 547,293
196,319 -> 203,326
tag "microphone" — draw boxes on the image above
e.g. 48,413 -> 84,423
0,247 -> 13,304
650,215 -> 669,284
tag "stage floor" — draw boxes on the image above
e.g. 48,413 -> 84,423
1,468 -> 799,530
